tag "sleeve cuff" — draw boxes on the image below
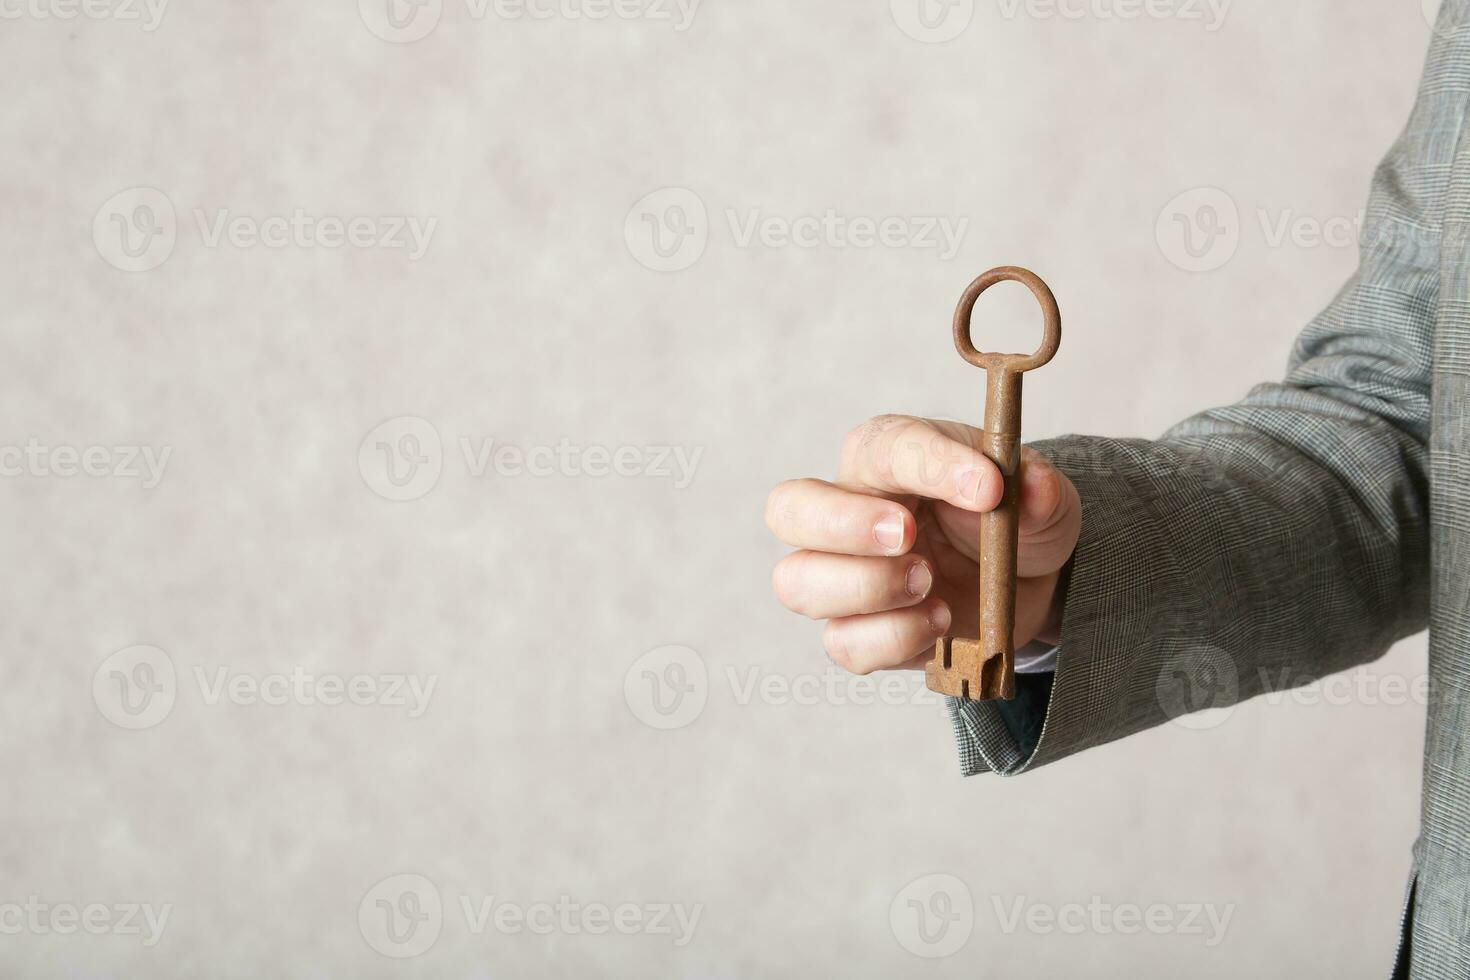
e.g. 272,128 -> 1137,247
946,664 -> 1056,776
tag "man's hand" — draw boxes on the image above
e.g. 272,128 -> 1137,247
765,415 -> 1081,674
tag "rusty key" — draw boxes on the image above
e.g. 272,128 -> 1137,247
925,266 -> 1061,702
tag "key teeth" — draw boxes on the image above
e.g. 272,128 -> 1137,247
927,636 -> 1014,701
980,650 -> 1016,701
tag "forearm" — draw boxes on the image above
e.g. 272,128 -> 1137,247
954,364 -> 1432,774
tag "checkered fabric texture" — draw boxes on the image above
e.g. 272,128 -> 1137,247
949,5 -> 1470,975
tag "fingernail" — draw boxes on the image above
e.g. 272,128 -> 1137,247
929,603 -> 952,634
874,515 -> 904,553
955,467 -> 983,506
905,562 -> 932,598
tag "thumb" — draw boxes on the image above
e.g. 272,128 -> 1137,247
932,447 -> 1080,579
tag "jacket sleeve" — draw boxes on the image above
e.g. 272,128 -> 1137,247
948,27 -> 1460,776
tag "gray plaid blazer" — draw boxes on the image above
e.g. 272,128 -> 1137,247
949,7 -> 1470,977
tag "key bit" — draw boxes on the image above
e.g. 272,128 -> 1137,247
925,266 -> 1062,702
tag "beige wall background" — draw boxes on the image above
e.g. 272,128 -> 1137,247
0,0 -> 1441,976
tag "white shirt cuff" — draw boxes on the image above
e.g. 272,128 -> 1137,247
1014,640 -> 1058,674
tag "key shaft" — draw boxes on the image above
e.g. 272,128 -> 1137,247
925,267 -> 1061,702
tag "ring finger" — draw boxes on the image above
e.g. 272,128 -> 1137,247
823,597 -> 952,675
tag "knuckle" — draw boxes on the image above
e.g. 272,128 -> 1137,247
852,565 -> 888,611
823,623 -> 853,671
771,554 -> 813,617
887,417 -> 923,467
842,415 -> 906,464
1032,465 -> 1061,511
896,420 -> 966,496
763,482 -> 793,534
1022,455 -> 1072,529
892,415 -> 929,441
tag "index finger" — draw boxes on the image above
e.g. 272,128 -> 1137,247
837,415 -> 1003,512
